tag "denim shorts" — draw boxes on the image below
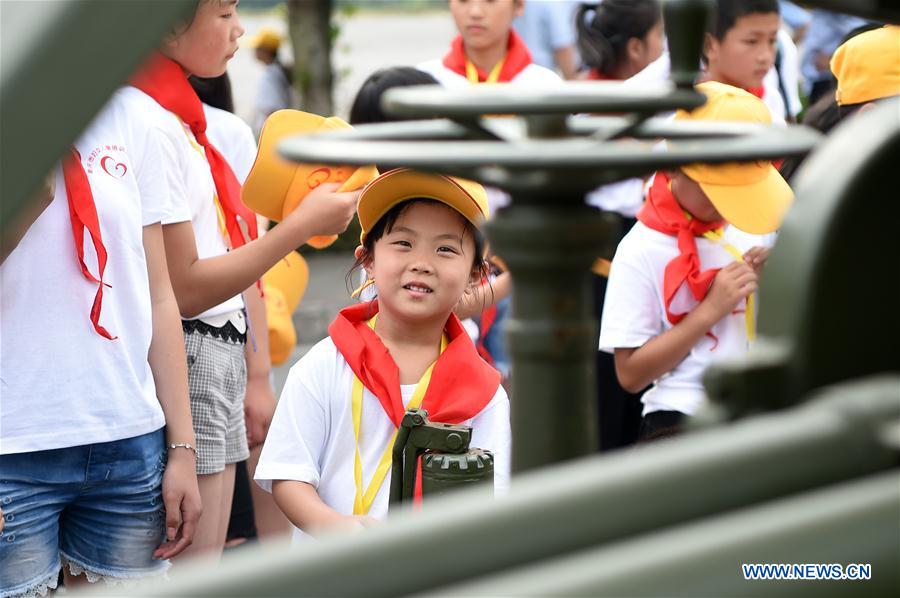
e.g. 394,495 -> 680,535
0,428 -> 169,597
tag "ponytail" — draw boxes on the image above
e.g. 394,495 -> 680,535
576,0 -> 662,76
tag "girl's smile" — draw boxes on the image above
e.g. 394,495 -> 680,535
364,201 -> 478,326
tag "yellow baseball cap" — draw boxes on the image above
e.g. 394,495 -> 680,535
262,251 -> 309,366
674,81 -> 794,234
242,110 -> 378,248
357,168 -> 489,244
243,28 -> 283,53
831,25 -> 900,106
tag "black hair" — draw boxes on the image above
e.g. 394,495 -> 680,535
347,199 -> 488,296
778,93 -> 841,182
576,0 -> 661,75
349,67 -> 440,125
189,73 -> 235,113
708,0 -> 779,40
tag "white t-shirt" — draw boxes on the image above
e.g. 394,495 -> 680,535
0,89 -> 184,454
120,87 -> 245,321
252,62 -> 294,137
255,337 -> 511,544
204,104 -> 257,185
598,222 -> 774,417
417,59 -> 562,89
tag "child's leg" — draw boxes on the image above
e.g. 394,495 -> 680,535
178,467 -> 234,560
178,325 -> 249,560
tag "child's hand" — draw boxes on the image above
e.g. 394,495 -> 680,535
743,246 -> 771,274
285,182 -> 360,238
153,449 -> 203,560
701,261 -> 758,322
336,514 -> 379,533
244,375 -> 276,449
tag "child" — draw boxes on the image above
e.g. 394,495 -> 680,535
418,0 -> 560,87
124,0 -> 360,557
255,169 -> 511,541
0,94 -> 201,593
704,0 -> 799,123
243,28 -> 294,136
576,0 -> 664,81
829,24 -> 900,121
599,81 -> 794,440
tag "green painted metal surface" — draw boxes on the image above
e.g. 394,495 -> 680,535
0,0 -> 193,233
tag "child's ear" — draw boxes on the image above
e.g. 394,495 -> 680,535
513,0 -> 525,18
470,259 -> 488,286
702,32 -> 717,64
355,245 -> 373,276
626,37 -> 644,65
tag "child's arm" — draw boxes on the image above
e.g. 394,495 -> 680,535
1,171 -> 55,265
163,182 -> 359,317
142,222 -> 203,559
454,272 -> 513,320
614,261 -> 758,393
272,480 -> 376,536
242,286 -> 276,449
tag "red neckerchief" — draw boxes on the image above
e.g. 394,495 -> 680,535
442,30 -> 533,83
329,301 -> 500,426
746,84 -> 765,99
130,53 -> 258,249
63,148 -> 116,340
586,68 -> 618,81
636,172 -> 726,329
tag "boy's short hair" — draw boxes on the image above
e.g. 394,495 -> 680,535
708,0 -> 780,39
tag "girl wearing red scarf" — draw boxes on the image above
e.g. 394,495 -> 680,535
255,170 -> 510,540
125,0 -> 360,559
418,0 -> 560,88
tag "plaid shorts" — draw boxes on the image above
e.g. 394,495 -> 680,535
184,326 -> 249,475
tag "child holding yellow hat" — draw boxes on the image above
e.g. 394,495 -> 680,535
255,169 -> 510,540
599,81 -> 794,441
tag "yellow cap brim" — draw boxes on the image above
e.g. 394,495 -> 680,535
697,165 -> 794,234
358,170 -> 488,243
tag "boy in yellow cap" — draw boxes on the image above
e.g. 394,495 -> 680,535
830,25 -> 900,120
599,81 -> 793,440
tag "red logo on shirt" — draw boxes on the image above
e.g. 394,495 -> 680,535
100,155 -> 128,178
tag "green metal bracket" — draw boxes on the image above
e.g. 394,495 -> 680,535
0,0 -> 193,235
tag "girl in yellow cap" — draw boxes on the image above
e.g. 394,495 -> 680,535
255,169 -> 510,540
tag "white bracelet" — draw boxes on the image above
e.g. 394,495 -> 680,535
168,442 -> 198,458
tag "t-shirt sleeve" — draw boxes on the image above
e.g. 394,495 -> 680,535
254,353 -> 329,493
137,126 -> 192,226
469,386 -> 511,495
598,240 -> 663,353
548,2 -> 576,49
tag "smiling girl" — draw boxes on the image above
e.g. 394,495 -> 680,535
255,169 -> 511,541
123,0 -> 360,558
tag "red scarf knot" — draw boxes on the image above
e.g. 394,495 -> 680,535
329,301 -> 500,427
636,173 -> 727,344
442,30 -> 533,83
